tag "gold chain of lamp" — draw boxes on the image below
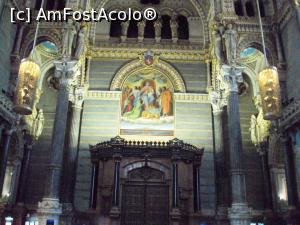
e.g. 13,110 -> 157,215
13,0 -> 45,115
256,0 -> 282,120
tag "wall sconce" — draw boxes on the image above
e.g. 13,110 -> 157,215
13,59 -> 40,115
258,66 -> 281,120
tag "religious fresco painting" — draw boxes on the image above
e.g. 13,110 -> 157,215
120,70 -> 174,136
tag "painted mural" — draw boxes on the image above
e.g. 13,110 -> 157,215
120,70 -> 174,136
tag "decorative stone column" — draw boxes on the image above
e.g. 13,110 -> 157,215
211,92 -> 230,224
281,132 -> 300,224
170,15 -> 178,43
61,87 -> 84,225
110,157 -> 121,219
154,19 -> 162,43
138,21 -> 146,42
221,0 -> 238,19
37,59 -> 77,225
222,65 -> 251,225
170,160 -> 181,225
89,160 -> 99,209
121,21 -> 129,42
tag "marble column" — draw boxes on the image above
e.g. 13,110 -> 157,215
110,159 -> 121,217
0,128 -> 14,195
170,161 -> 180,225
37,59 -> 77,225
121,21 -> 129,42
154,19 -> 162,43
16,134 -> 33,203
194,164 -> 201,212
89,160 -> 99,209
213,107 -> 230,224
61,87 -> 84,224
281,133 -> 300,224
223,65 -> 250,225
170,17 -> 178,43
138,21 -> 145,42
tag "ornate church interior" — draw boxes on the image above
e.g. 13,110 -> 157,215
0,0 -> 300,225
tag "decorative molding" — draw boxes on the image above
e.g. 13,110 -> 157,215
0,92 -> 17,123
87,46 -> 207,62
279,100 -> 300,131
87,90 -> 209,103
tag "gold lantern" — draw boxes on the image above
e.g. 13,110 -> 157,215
258,66 -> 282,120
13,58 -> 41,115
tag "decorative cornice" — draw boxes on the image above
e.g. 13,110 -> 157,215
87,45 -> 208,62
87,90 -> 209,103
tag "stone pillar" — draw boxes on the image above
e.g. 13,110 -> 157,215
170,16 -> 178,43
154,19 -> 162,43
281,133 -> 300,224
16,134 -> 32,203
61,87 -> 84,224
138,21 -> 145,42
110,158 -> 121,218
194,164 -> 201,212
121,21 -> 129,42
222,65 -> 251,225
0,128 -> 14,195
213,107 -> 230,224
37,59 -> 77,225
89,160 -> 99,209
170,161 -> 180,225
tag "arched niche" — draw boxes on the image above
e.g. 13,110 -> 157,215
110,57 -> 186,93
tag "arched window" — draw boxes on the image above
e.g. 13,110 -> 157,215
234,0 -> 244,16
110,20 -> 122,38
161,15 -> 171,39
127,20 -> 138,38
140,0 -> 160,4
245,1 -> 255,17
144,20 -> 155,38
177,15 -> 189,40
259,0 -> 266,17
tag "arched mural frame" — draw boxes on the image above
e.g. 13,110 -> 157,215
110,58 -> 186,92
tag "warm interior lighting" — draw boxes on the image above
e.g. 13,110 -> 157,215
258,66 -> 281,120
13,59 -> 41,115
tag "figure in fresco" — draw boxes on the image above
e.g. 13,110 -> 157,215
123,98 -> 143,119
140,80 -> 156,110
161,87 -> 172,116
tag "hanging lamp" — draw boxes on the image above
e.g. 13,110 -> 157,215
256,0 -> 282,120
13,0 -> 45,115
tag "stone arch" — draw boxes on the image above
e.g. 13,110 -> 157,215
110,57 -> 186,92
122,160 -> 170,179
20,29 -> 62,58
238,35 -> 277,65
240,65 -> 260,96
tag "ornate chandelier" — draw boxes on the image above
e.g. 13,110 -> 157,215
256,0 -> 281,120
13,0 -> 44,115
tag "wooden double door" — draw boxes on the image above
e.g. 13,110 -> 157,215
121,183 -> 169,225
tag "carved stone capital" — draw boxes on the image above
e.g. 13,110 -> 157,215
69,86 -> 85,109
210,90 -> 227,113
228,203 -> 251,225
222,64 -> 244,93
53,59 -> 78,90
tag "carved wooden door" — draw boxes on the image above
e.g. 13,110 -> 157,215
121,166 -> 169,225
